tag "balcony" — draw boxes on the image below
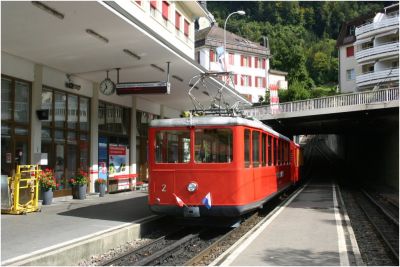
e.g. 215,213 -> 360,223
356,42 -> 399,63
355,16 -> 399,39
356,68 -> 399,87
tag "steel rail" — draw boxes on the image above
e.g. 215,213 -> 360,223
356,192 -> 399,262
361,189 -> 399,226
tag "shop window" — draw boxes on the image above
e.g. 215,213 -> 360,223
1,76 -> 31,177
40,87 -> 90,193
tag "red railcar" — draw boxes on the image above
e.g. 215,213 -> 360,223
148,116 -> 301,217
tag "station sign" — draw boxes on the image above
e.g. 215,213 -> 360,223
116,81 -> 170,95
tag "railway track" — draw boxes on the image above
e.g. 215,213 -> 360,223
355,189 -> 399,263
346,190 -> 399,265
89,186 -> 299,266
101,227 -> 229,266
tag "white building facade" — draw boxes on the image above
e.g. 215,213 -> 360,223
195,26 -> 271,103
337,4 -> 399,93
2,1 -> 250,197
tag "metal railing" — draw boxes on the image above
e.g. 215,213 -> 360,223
243,87 -> 399,117
356,42 -> 399,62
355,16 -> 399,36
356,68 -> 399,86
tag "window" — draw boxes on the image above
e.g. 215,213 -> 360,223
184,19 -> 189,37
234,74 -> 238,85
175,11 -> 181,30
196,51 -> 200,64
41,87 -> 91,191
162,1 -> 169,21
195,129 -> 233,163
255,77 -> 263,88
346,46 -> 354,57
252,131 -> 260,167
262,133 -> 266,166
244,129 -> 250,167
229,53 -> 234,65
255,57 -> 258,68
267,136 -> 272,166
156,130 -> 190,163
262,58 -> 266,69
1,76 -> 31,176
346,69 -> 355,80
210,50 -> 216,62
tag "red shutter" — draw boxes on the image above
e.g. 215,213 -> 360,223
150,1 -> 157,9
234,74 -> 237,85
262,58 -> 266,69
346,46 -> 354,57
184,19 -> 189,37
240,55 -> 244,66
162,1 -> 169,20
241,75 -> 244,86
229,53 -> 234,65
255,57 -> 258,68
175,12 -> 180,29
210,50 -> 215,62
263,77 -> 266,88
255,77 -> 259,87
248,56 -> 252,68
135,1 -> 141,5
249,76 -> 252,87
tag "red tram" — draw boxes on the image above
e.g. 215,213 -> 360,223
148,116 -> 301,217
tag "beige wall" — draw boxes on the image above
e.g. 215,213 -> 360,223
339,45 -> 360,93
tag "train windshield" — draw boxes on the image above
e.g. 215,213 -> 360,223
155,130 -> 191,163
195,129 -> 233,163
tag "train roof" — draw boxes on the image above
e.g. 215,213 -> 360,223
149,116 -> 291,142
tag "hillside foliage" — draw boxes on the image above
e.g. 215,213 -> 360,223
206,1 -> 394,102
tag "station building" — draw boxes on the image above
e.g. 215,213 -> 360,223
337,4 -> 399,93
1,1 -> 250,197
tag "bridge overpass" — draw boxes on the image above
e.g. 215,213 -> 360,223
243,87 -> 399,136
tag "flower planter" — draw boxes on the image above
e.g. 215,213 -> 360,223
72,185 -> 87,199
99,184 -> 106,197
42,188 -> 53,205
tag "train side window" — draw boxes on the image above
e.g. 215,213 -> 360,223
244,129 -> 250,168
194,128 -> 233,163
155,130 -> 190,163
267,136 -> 272,166
274,138 -> 278,166
285,142 -> 289,164
252,131 -> 260,167
262,133 -> 266,166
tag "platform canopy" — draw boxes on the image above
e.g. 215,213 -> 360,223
1,1 -> 251,112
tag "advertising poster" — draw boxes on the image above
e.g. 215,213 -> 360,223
109,144 -> 129,179
98,137 -> 108,180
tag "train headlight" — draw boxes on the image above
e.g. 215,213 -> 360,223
187,182 -> 198,192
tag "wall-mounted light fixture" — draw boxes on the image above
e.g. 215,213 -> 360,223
86,29 -> 109,43
123,49 -> 141,60
150,64 -> 165,73
31,1 -> 64,20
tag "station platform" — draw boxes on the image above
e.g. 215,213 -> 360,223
1,190 -> 155,266
211,180 -> 364,266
